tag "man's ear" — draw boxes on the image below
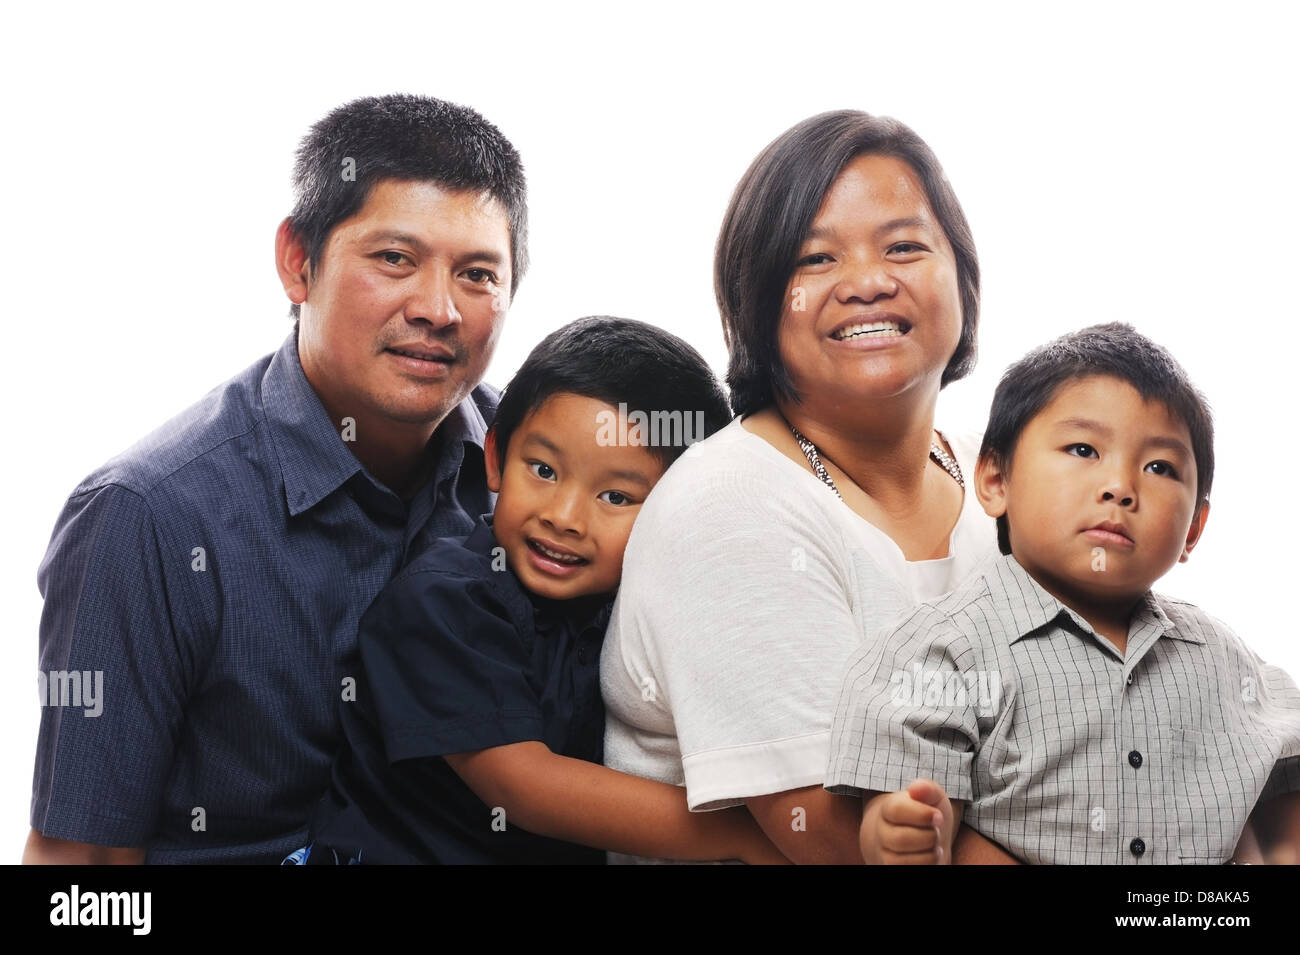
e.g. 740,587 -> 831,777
1179,497 -> 1210,563
974,451 -> 1009,520
484,427 -> 503,494
275,218 -> 311,307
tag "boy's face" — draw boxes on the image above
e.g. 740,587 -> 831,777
975,375 -> 1209,609
484,393 -> 667,601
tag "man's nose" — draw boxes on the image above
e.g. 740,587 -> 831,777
407,268 -> 462,327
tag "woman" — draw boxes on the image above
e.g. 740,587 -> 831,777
599,111 -> 1003,863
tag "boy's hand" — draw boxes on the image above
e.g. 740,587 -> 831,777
860,779 -> 956,865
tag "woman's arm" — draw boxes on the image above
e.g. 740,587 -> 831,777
744,786 -> 864,864
952,823 -> 1021,864
445,742 -> 790,864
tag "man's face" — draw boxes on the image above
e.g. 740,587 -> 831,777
976,375 -> 1206,610
287,179 -> 512,430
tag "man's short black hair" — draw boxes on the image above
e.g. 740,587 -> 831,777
715,110 -> 980,417
979,322 -> 1215,555
287,93 -> 527,319
492,316 -> 733,473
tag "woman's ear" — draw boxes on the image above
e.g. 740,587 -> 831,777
974,451 -> 1009,520
484,427 -> 503,494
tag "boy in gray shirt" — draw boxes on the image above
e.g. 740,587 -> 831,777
827,323 -> 1300,864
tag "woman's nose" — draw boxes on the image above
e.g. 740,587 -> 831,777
835,256 -> 898,304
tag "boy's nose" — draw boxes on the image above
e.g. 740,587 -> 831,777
1099,483 -> 1136,508
541,488 -> 586,536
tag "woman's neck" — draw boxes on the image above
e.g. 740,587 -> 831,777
772,394 -> 940,511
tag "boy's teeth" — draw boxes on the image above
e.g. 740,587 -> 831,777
535,541 -> 582,563
834,321 -> 904,340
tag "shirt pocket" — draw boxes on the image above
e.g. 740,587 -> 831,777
1170,726 -> 1276,863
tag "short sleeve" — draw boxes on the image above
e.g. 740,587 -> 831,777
358,565 -> 544,763
606,463 -> 864,810
32,483 -> 189,847
825,604 -> 983,802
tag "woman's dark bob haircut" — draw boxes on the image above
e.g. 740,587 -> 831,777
714,110 -> 980,417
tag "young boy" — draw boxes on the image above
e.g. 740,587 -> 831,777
826,322 -> 1300,865
294,316 -> 787,864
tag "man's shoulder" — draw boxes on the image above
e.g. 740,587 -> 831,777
70,350 -> 275,504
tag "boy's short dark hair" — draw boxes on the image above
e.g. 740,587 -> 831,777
715,109 -> 981,417
287,93 -> 528,320
492,316 -> 733,473
979,322 -> 1215,555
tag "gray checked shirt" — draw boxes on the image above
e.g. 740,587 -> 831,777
825,553 -> 1300,864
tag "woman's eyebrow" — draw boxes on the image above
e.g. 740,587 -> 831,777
804,216 -> 929,242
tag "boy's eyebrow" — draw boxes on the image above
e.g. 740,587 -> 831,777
1054,417 -> 1192,456
602,468 -> 653,490
521,433 -> 565,458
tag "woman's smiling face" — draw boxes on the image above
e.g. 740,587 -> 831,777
777,153 -> 962,411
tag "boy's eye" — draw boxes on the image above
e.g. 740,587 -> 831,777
529,462 -> 556,481
599,490 -> 636,507
1065,443 -> 1098,459
1145,460 -> 1180,479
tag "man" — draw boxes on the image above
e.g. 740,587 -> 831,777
25,94 -> 527,863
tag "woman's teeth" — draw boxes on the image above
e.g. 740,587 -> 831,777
834,321 -> 904,340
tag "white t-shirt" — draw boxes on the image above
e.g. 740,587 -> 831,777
600,416 -> 999,814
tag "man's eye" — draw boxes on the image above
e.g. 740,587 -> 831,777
1146,460 -> 1180,479
529,462 -> 556,481
380,251 -> 410,266
1065,443 -> 1098,458
465,268 -> 496,284
599,490 -> 635,507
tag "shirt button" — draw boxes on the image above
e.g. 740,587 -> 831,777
1126,673 -> 1134,685
1129,838 -> 1145,857
1128,750 -> 1143,769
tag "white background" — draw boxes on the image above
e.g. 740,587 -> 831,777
3,1 -> 1297,859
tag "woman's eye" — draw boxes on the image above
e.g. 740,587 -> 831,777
888,242 -> 925,255
796,252 -> 833,268
1065,443 -> 1098,458
1145,460 -> 1180,479
529,462 -> 556,481
599,490 -> 635,507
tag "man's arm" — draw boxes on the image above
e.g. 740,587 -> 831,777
744,786 -> 864,864
23,829 -> 145,865
444,742 -> 789,863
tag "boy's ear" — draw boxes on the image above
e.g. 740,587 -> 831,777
484,426 -> 503,494
275,217 -> 311,307
1179,497 -> 1210,563
974,452 -> 1009,520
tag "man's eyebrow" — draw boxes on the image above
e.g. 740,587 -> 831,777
358,231 -> 505,265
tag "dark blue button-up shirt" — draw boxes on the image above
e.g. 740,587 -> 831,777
32,327 -> 495,864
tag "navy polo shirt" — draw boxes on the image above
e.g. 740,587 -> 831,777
32,327 -> 495,864
307,515 -> 611,864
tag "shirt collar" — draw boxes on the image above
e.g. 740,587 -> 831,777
989,553 -> 1196,645
262,328 -> 492,517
